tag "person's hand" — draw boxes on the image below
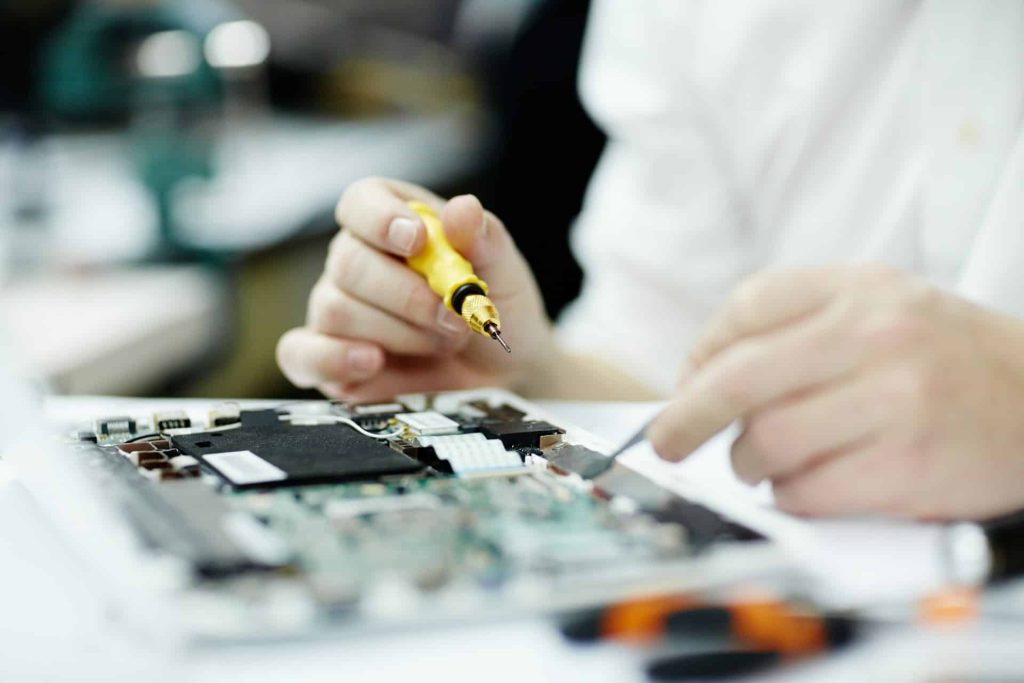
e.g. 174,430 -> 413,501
277,177 -> 550,400
647,266 -> 1024,520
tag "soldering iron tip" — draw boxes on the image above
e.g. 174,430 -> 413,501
494,331 -> 511,353
485,323 -> 512,353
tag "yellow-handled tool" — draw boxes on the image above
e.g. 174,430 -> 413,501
406,201 -> 510,353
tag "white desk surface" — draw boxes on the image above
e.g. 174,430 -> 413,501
4,397 -> 1024,682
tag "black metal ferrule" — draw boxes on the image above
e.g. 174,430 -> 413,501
450,283 -> 486,315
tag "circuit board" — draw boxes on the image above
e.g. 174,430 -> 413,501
67,392 -> 766,636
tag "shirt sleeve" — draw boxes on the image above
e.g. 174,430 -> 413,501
556,1 -> 753,394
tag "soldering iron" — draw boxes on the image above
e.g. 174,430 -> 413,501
406,201 -> 511,353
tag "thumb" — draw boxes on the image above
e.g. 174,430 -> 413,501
441,194 -> 524,299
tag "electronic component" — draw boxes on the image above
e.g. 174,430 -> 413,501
419,433 -> 524,476
481,420 -> 563,449
325,492 -> 442,520
350,402 -> 406,416
117,440 -> 200,480
62,393 -> 769,637
466,401 -> 526,422
572,457 -> 764,547
75,444 -> 287,577
76,430 -> 98,443
154,410 -> 191,431
208,402 -> 241,427
650,498 -> 764,546
173,411 -> 423,489
95,416 -> 137,436
333,402 -> 406,430
545,443 -> 616,479
395,411 -> 461,436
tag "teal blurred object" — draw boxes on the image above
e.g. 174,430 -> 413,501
38,2 -> 223,121
38,1 -> 240,260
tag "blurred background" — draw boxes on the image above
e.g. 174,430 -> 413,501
0,0 -> 605,398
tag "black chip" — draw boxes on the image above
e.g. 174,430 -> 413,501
586,460 -> 765,547
467,401 -> 526,422
650,498 -> 765,547
480,421 -> 564,448
173,412 -> 423,489
76,430 -> 98,443
239,409 -> 282,428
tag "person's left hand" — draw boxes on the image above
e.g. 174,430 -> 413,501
647,265 -> 1024,520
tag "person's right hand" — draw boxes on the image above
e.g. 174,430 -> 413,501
277,177 -> 551,401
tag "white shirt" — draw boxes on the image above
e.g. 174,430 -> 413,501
557,0 -> 1024,394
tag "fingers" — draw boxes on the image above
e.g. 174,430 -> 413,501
728,373 -> 896,485
320,355 -> 492,404
648,309 -> 861,462
326,231 -> 470,337
276,328 -> 384,389
307,279 -> 467,356
772,441 -> 905,516
439,194 -> 526,301
335,177 -> 443,257
689,269 -> 842,368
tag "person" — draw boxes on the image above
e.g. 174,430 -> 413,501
277,3 -> 1024,521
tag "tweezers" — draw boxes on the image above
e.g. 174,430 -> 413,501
609,421 -> 649,459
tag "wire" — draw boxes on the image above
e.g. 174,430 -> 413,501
161,422 -> 242,436
278,414 -> 404,441
122,432 -> 162,443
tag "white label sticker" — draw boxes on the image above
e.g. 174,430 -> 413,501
204,450 -> 287,485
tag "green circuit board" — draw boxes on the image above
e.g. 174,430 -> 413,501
71,395 -> 763,632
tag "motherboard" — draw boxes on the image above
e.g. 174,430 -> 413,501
67,392 -> 766,636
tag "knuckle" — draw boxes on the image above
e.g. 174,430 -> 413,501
484,210 -> 509,241
276,329 -> 317,389
335,176 -> 390,234
305,282 -> 326,325
884,361 -> 935,424
335,179 -> 368,222
901,441 -> 932,477
329,235 -> 366,292
744,413 -> 786,461
338,176 -> 382,207
730,274 -> 769,326
716,345 -> 760,410
901,278 -> 940,313
316,290 -> 352,334
717,376 -> 753,413
326,231 -> 344,258
856,310 -> 927,354
317,350 -> 350,383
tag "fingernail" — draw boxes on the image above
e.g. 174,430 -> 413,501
346,346 -> 378,377
436,301 -> 464,334
387,217 -> 419,256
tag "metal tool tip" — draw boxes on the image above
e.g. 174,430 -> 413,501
494,331 -> 511,353
485,323 -> 511,353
